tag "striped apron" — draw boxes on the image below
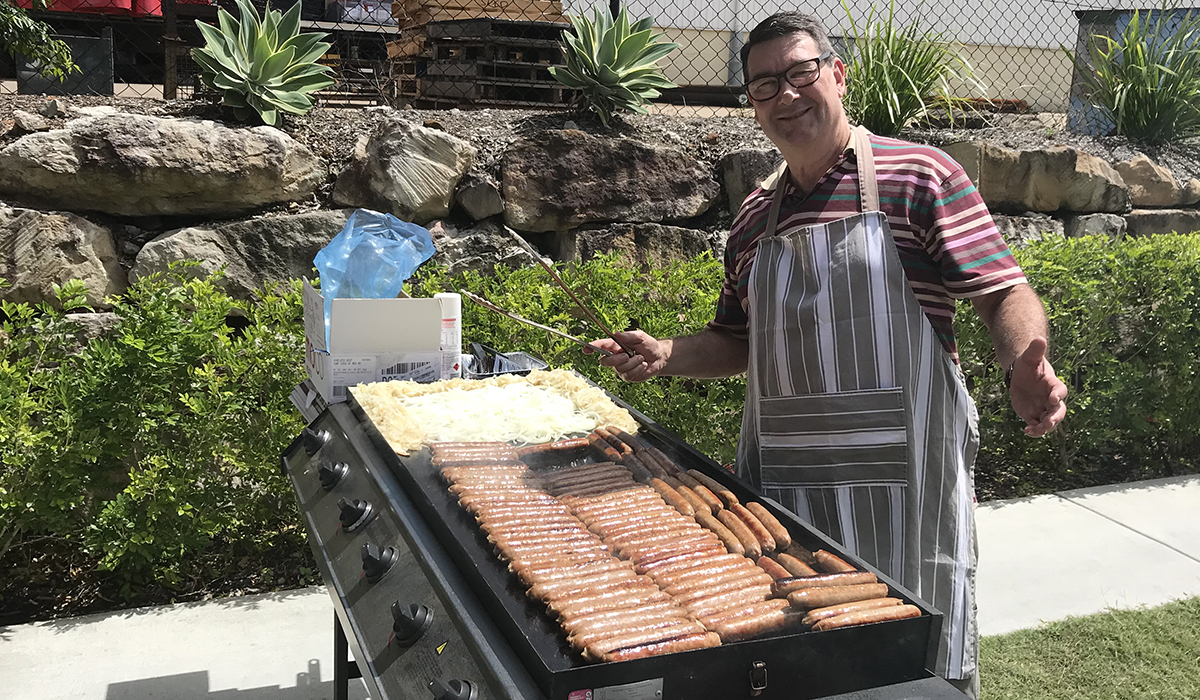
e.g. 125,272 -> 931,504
735,126 -> 979,680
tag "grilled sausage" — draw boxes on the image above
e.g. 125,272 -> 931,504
557,589 -> 669,621
561,602 -> 689,634
670,571 -> 774,605
697,598 -> 791,627
634,544 -> 728,573
711,607 -> 806,642
666,478 -> 711,515
619,454 -> 655,482
812,604 -> 921,631
526,569 -> 640,598
587,433 -> 623,462
610,428 -> 645,454
686,586 -> 774,619
814,549 -> 857,573
801,597 -> 905,626
775,552 -> 818,577
654,560 -> 761,589
566,608 -> 693,642
730,503 -> 776,553
649,478 -> 696,517
516,437 -> 591,457
686,469 -> 739,507
744,502 -> 791,550
756,555 -> 792,580
546,583 -> 667,615
787,583 -> 890,610
594,426 -> 633,455
570,618 -> 706,651
717,509 -> 761,560
591,632 -> 721,663
695,510 -> 745,556
675,473 -> 724,512
770,572 -> 879,597
646,446 -> 686,476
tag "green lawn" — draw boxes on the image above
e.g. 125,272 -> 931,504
982,596 -> 1200,699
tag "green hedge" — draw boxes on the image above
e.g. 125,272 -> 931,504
2,235 -> 1197,594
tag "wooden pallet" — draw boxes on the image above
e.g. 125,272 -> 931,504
391,0 -> 564,22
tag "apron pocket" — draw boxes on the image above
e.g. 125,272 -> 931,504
758,387 -> 908,486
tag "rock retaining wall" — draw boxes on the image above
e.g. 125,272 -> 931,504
3,106 -> 1199,313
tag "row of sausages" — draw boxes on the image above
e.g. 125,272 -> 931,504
431,437 -> 921,662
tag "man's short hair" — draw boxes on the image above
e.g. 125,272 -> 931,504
740,12 -> 837,85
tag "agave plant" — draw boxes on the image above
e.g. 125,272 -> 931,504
549,5 -> 679,126
191,0 -> 335,126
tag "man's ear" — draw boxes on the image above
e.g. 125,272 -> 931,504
832,58 -> 847,98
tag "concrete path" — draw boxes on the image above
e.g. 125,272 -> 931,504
2,475 -> 1197,699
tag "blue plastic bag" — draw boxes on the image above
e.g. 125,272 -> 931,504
313,209 -> 436,348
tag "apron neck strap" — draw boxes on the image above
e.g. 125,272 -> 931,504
764,125 -> 879,239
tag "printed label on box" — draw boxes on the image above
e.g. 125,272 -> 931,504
329,356 -> 377,399
379,353 -> 441,383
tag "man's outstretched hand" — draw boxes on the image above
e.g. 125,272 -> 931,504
1010,337 -> 1068,437
586,330 -> 669,382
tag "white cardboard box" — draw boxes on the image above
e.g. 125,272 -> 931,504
303,280 -> 443,403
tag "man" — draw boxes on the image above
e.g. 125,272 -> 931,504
589,11 -> 1068,697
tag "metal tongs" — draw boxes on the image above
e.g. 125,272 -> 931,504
460,290 -> 614,357
502,226 -> 636,357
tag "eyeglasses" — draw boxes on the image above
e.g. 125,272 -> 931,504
745,51 -> 832,102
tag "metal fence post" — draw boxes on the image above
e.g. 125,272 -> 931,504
163,0 -> 179,100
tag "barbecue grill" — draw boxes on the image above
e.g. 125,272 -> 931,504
281,382 -> 966,700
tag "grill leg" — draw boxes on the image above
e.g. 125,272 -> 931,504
334,612 -> 362,700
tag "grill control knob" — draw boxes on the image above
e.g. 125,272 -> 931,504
338,498 -> 374,532
428,679 -> 476,700
319,461 -> 349,490
302,427 -> 330,456
362,543 -> 397,583
391,602 -> 433,646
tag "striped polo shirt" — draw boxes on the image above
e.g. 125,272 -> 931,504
710,133 -> 1027,363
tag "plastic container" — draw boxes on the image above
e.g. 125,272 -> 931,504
463,343 -> 548,380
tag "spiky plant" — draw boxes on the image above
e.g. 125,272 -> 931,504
191,0 -> 335,126
549,5 -> 679,126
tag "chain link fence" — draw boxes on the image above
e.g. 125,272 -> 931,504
0,0 -> 1171,123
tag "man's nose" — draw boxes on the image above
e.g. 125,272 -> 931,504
777,81 -> 802,103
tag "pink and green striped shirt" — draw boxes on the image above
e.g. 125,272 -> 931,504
710,133 -> 1027,362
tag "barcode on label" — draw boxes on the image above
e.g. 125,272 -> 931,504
382,362 -> 423,375
381,361 -> 438,383
332,385 -> 347,398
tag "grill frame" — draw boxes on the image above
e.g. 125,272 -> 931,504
338,385 -> 943,699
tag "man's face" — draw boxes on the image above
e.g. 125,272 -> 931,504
746,33 -> 847,152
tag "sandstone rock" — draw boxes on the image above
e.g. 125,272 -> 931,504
332,118 -> 476,225
0,113 -> 326,217
1183,179 -> 1200,206
427,220 -> 528,274
554,223 -> 725,266
1065,213 -> 1127,240
39,98 -> 66,118
501,130 -> 721,232
0,205 -> 127,309
67,312 -> 121,344
718,148 -> 781,214
1114,154 -> 1186,207
1124,209 -> 1200,237
11,110 -> 50,134
456,172 -> 505,221
130,210 -> 354,298
942,141 -> 1128,213
991,214 -> 1064,247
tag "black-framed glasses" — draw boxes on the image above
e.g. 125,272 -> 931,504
745,51 -> 832,102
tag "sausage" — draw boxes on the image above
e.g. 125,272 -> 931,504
685,586 -> 774,619
634,544 -> 728,573
516,437 -> 590,457
561,602 -> 688,635
756,555 -> 792,580
541,464 -> 631,487
694,510 -> 745,556
812,604 -> 922,631
507,550 -> 612,571
619,454 -> 655,482
686,469 -> 739,507
605,521 -> 703,544
674,473 -> 724,512
666,478 -> 712,515
787,583 -> 889,610
770,571 -> 879,597
618,532 -> 726,561
566,608 -> 692,642
585,512 -> 682,536
610,428 -> 645,453
653,560 -> 761,588
433,455 -> 523,467
570,618 -> 705,651
582,621 -> 708,656
717,509 -> 761,560
742,502 -> 791,550
697,598 -> 790,627
553,478 -> 641,498
648,552 -> 747,579
670,571 -> 774,605
594,426 -> 633,454
775,553 -> 818,577
557,589 -> 669,621
730,503 -> 776,553
711,607 -> 806,642
487,527 -> 594,544
801,597 -> 905,626
649,478 -> 696,517
614,532 -> 719,558
546,583 -> 667,615
525,568 -> 639,596
587,432 -> 623,462
533,574 -> 648,603
590,632 -> 721,663
540,462 -> 621,481
814,550 -> 858,573
646,446 -> 684,476
563,487 -> 661,508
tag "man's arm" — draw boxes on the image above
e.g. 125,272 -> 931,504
971,283 -> 1068,437
589,328 -> 749,382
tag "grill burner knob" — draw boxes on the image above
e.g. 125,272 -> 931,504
302,427 -> 330,456
361,542 -> 397,583
319,461 -> 349,490
428,679 -> 476,700
338,498 -> 374,532
391,602 -> 433,646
